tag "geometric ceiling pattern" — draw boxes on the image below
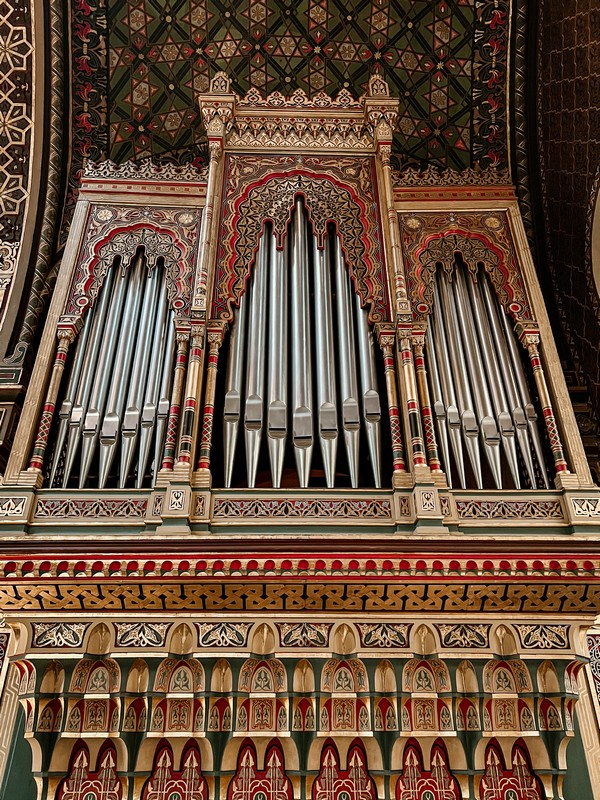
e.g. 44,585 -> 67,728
107,0 -> 511,169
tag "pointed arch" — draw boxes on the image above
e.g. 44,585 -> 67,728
480,739 -> 544,799
142,738 -> 207,800
57,740 -> 123,800
312,739 -> 377,800
227,738 -> 292,800
395,738 -> 461,799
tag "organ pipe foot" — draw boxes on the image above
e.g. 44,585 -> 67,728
320,434 -> 338,489
365,420 -> 382,489
344,428 -> 360,489
223,420 -> 239,489
268,435 -> 286,489
294,444 -> 313,489
245,428 -> 262,489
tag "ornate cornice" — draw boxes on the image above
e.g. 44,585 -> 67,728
84,158 -> 207,183
199,73 -> 399,153
393,164 -> 512,188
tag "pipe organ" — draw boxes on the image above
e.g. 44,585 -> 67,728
1,73 -> 600,800
48,255 -> 175,489
426,265 -> 549,490
221,199 -> 384,490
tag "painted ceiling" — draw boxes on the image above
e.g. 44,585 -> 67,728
103,0 -> 511,169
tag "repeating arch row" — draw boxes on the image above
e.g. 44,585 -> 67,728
55,736 -> 545,800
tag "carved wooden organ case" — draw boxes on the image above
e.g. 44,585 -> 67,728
9,71 -> 595,530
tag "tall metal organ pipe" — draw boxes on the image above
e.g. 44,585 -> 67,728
355,290 -> 382,488
267,231 -> 288,488
244,232 -> 268,488
313,233 -> 338,488
49,255 -> 176,488
291,200 -> 314,488
334,236 -> 361,488
426,264 -> 550,489
436,272 -> 483,488
452,268 -> 502,489
218,201 -> 384,489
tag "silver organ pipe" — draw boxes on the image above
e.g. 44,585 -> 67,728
223,292 -> 247,489
96,254 -> 146,488
355,290 -> 382,488
436,272 -> 483,488
334,236 -> 360,488
79,258 -> 133,487
426,265 -> 550,489
467,273 -> 521,488
425,324 -> 453,487
291,200 -> 314,488
49,297 -> 95,487
452,268 -> 502,489
49,254 -> 176,489
480,278 -> 543,488
137,285 -> 171,488
266,231 -> 288,488
60,266 -> 117,486
219,201 -> 384,489
150,309 -> 176,486
244,231 -> 268,488
498,289 -> 550,488
313,234 -> 338,488
119,267 -> 162,487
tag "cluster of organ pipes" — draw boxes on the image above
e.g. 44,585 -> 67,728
222,199 -> 383,489
48,253 -> 176,488
426,265 -> 549,490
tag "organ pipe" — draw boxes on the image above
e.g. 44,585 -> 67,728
79,258 -> 132,487
244,232 -> 268,488
498,294 -> 550,487
436,274 -> 482,488
216,200 -> 384,489
149,310 -> 175,485
313,234 -> 338,488
60,266 -> 117,486
426,265 -> 551,489
223,292 -> 247,489
49,254 -> 176,488
452,269 -> 502,489
266,231 -> 288,488
467,273 -> 521,488
290,199 -> 314,488
96,255 -> 145,488
355,290 -> 382,488
334,236 -> 360,488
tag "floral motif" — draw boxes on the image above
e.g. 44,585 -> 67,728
276,623 -> 332,648
356,623 -> 411,648
436,624 -> 490,649
114,622 -> 171,648
196,622 -> 252,647
32,622 -> 89,648
514,624 -> 569,650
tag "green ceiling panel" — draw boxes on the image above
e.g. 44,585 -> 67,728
106,0 -> 510,168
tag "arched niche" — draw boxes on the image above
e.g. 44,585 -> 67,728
39,661 -> 65,695
251,623 -> 275,655
168,623 -> 194,655
86,623 -> 112,655
332,623 -> 356,655
126,659 -> 149,693
493,624 -> 517,657
293,659 -> 315,693
456,660 -> 479,694
537,660 -> 560,694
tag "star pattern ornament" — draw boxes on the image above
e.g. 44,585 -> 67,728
106,0 -> 510,169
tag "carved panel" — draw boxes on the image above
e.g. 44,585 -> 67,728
213,154 -> 389,323
399,211 -> 532,323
